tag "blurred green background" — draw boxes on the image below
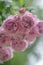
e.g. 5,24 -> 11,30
0,0 -> 43,65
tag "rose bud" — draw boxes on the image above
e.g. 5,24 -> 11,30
19,8 -> 26,14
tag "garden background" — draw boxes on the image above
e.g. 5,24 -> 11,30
0,0 -> 43,65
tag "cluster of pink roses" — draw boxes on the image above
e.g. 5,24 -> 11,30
0,8 -> 43,63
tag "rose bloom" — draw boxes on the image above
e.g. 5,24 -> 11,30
0,27 -> 11,47
2,15 -> 20,34
0,47 -> 13,62
19,11 -> 39,33
11,37 -> 29,51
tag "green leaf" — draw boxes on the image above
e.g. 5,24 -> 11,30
18,0 -> 25,7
